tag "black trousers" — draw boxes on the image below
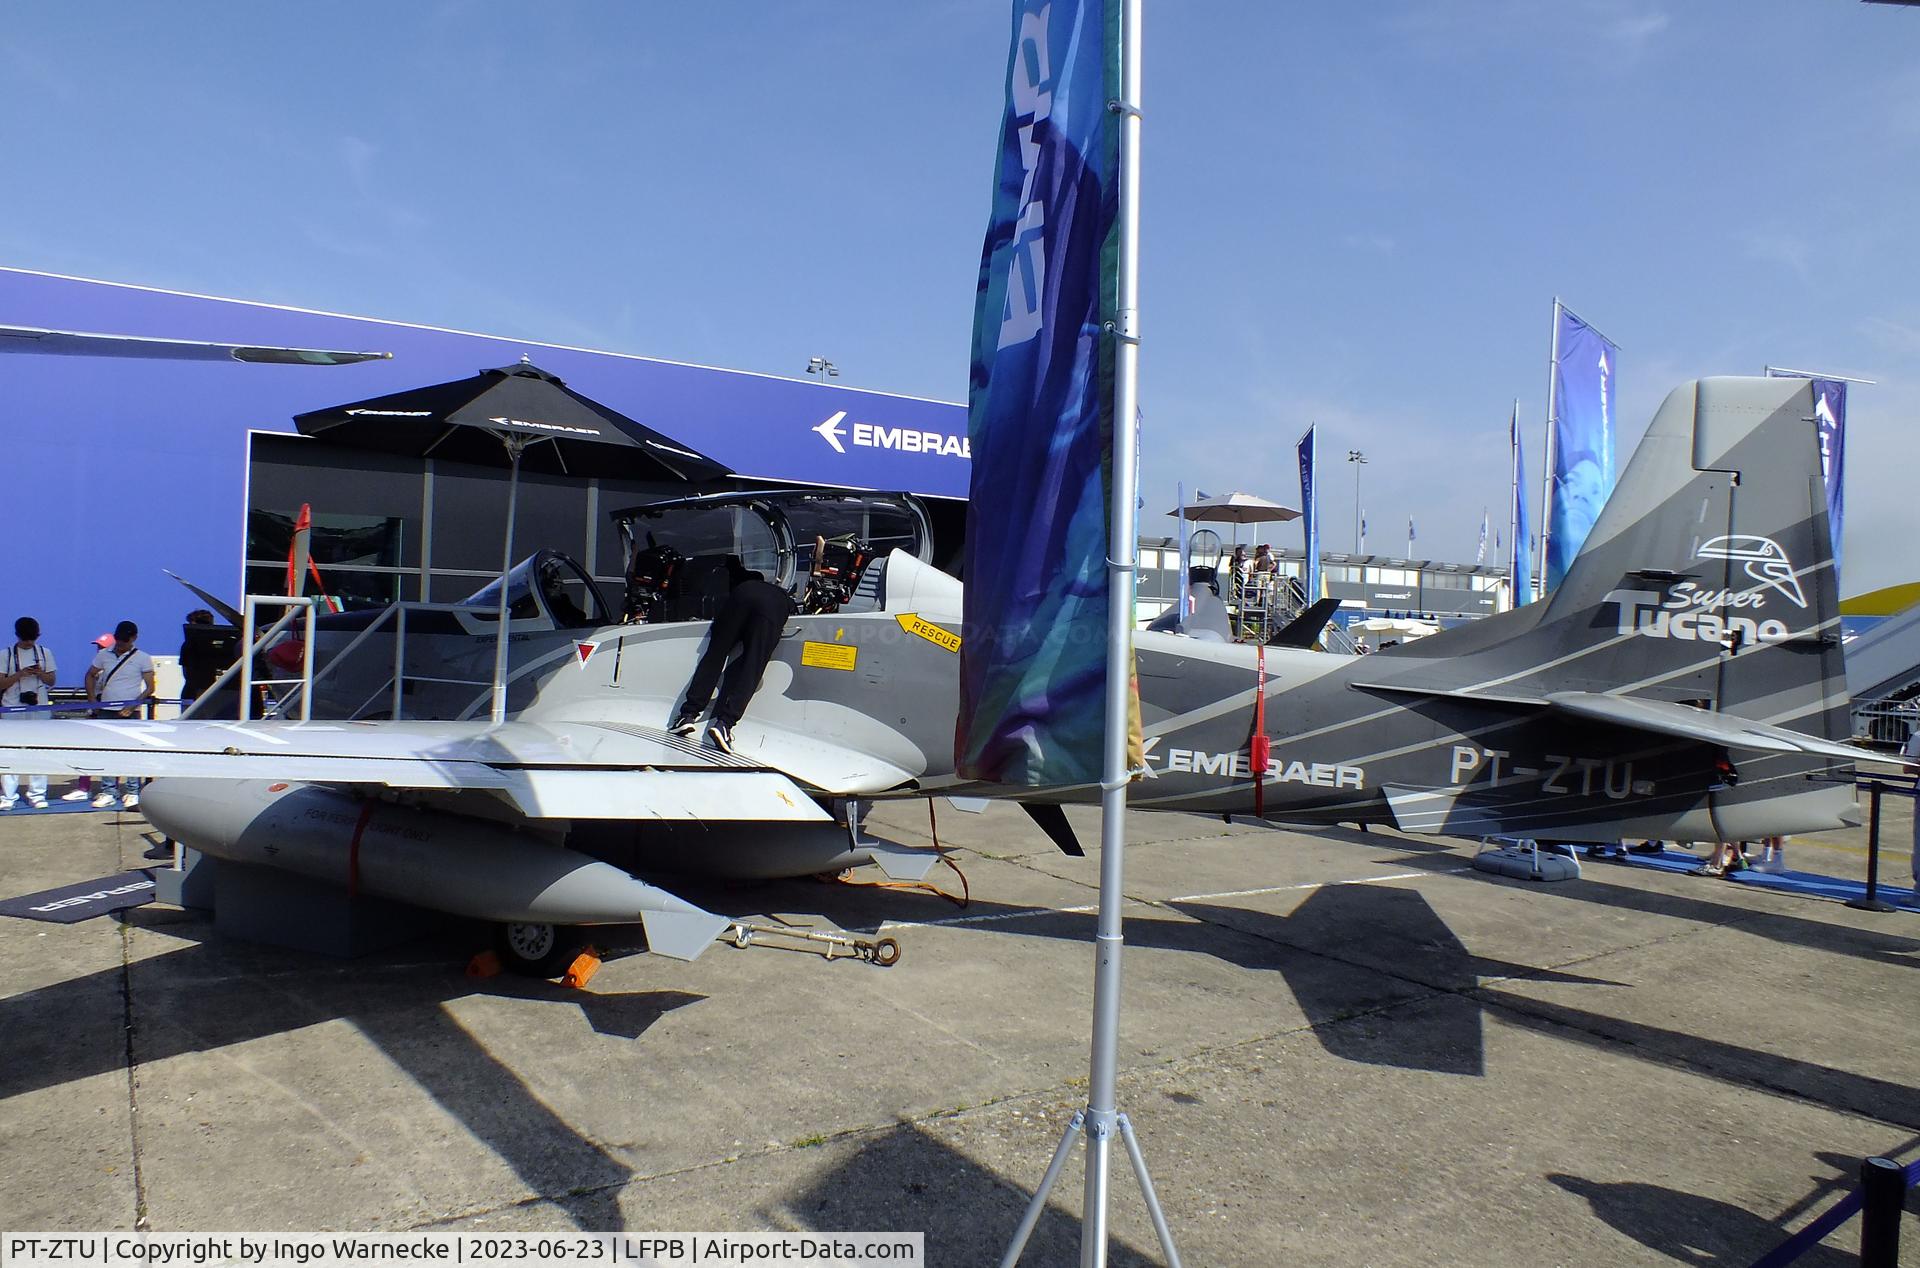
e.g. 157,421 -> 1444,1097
679,581 -> 790,727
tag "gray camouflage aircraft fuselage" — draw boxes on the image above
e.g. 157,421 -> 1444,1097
0,378 -> 1867,964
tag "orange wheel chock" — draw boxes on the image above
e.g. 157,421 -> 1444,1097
562,948 -> 603,989
466,950 -> 503,979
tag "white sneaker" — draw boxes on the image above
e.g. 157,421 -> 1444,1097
122,793 -> 140,810
25,794 -> 47,810
61,789 -> 90,802
92,793 -> 117,809
0,798 -> 16,812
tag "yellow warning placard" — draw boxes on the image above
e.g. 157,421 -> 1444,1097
895,612 -> 962,653
801,641 -> 859,671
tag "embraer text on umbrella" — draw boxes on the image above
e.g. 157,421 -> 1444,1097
2,1233 -> 925,1266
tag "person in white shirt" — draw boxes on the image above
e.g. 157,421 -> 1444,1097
0,616 -> 56,810
85,620 -> 155,810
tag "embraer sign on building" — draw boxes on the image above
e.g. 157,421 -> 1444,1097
811,410 -> 971,460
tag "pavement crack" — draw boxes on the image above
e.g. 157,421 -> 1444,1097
117,915 -> 150,1231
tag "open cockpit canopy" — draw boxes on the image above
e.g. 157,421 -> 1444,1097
609,490 -> 933,622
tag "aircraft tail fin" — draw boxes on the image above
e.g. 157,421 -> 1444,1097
1399,378 -> 1847,754
1534,376 -> 1846,744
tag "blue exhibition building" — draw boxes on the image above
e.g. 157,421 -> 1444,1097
0,267 -> 969,660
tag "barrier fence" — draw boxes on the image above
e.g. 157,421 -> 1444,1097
1750,1155 -> 1918,1268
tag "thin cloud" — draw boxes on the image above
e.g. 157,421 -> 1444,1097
1860,316 -> 1920,358
1740,229 -> 1811,282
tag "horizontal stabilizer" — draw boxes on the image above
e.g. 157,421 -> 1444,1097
1543,692 -> 1869,763
1022,803 -> 1085,856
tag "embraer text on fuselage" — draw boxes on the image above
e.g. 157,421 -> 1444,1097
1144,739 -> 1364,790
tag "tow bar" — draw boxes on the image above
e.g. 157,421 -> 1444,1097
723,921 -> 902,967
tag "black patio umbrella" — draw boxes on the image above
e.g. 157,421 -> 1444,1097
295,359 -> 732,723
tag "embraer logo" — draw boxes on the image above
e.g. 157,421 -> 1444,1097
812,411 -> 971,460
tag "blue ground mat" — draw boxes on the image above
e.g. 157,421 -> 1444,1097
0,869 -> 158,923
1598,847 -> 1919,909
0,796 -> 113,817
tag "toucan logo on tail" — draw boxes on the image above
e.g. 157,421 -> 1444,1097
1696,535 -> 1807,609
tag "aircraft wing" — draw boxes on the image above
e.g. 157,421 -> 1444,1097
1354,677 -> 1875,764
0,717 -> 834,822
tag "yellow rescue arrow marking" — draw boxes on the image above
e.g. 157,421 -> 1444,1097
895,612 -> 962,653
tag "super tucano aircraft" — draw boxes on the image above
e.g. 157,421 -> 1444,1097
0,377 -> 1872,969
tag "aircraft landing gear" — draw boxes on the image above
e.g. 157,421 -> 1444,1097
494,921 -> 581,977
723,921 -> 901,966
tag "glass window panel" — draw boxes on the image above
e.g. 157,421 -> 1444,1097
249,436 -> 423,568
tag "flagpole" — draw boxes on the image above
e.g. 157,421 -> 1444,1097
1086,0 -> 1150,1258
1000,4 -> 1176,1261
1539,298 -> 1560,591
1508,400 -> 1520,606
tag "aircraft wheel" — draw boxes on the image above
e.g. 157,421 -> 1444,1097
494,921 -> 577,977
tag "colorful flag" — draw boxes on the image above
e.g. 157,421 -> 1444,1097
1359,513 -> 1367,554
1476,509 -> 1488,565
1407,518 -> 1416,558
1511,405 -> 1535,606
957,0 -> 1122,786
1812,381 -> 1846,573
1297,425 -> 1320,601
1545,303 -> 1619,591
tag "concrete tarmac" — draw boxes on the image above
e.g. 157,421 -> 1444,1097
1,789 -> 1916,1265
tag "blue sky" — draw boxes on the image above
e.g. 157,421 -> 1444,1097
4,2 -> 1916,592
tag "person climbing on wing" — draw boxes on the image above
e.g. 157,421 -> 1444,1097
668,562 -> 795,753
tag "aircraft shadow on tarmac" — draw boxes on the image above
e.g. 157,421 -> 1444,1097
1,912 -> 703,1231
704,856 -> 1920,1130
1385,849 -> 1920,971
764,1120 -> 1162,1267
705,867 -> 1616,1079
1548,1173 -> 1857,1267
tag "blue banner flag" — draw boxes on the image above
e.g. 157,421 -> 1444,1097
1812,379 -> 1846,582
1512,408 -> 1535,606
1546,305 -> 1619,591
1297,425 -> 1319,601
957,0 -> 1121,785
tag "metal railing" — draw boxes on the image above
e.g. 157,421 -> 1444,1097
1850,696 -> 1916,748
272,599 -> 493,721
238,595 -> 319,722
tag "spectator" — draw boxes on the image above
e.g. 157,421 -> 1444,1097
1251,543 -> 1277,578
1,616 -> 56,811
1691,841 -> 1747,877
86,621 -> 155,810
178,608 -> 230,704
